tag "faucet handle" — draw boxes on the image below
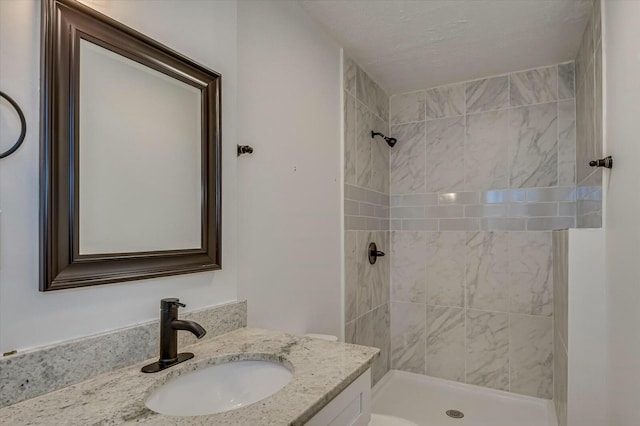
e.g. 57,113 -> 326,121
161,298 -> 186,310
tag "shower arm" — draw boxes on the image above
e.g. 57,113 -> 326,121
371,131 -> 397,148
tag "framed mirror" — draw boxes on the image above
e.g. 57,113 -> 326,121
40,0 -> 221,291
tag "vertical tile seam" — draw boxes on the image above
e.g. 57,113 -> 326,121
556,64 -> 560,106
367,99 -> 373,190
426,232 -> 432,375
463,228 -> 468,384
388,92 -> 392,203
507,311 -> 512,393
424,99 -> 433,231
463,89 -> 469,192
355,230 -> 361,327
424,85 -> 428,199
590,37 -> 597,177
556,66 -> 561,188
424,299 -> 428,376
551,313 -> 555,400
506,233 -> 513,393
507,75 -> 512,190
354,69 -> 359,192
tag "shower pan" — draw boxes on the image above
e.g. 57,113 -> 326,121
370,371 -> 557,426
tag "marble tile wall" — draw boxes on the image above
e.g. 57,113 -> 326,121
344,54 -> 391,385
390,231 -> 554,398
389,62 -> 576,197
344,54 -> 390,233
345,184 -> 389,231
552,230 -> 569,426
345,229 -> 390,386
344,55 -> 390,196
575,0 -> 603,228
387,63 -> 574,399
0,301 -> 247,408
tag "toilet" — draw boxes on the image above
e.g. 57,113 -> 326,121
304,333 -> 338,342
369,414 -> 419,426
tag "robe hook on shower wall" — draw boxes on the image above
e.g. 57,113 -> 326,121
0,90 -> 27,159
589,156 -> 613,169
371,131 -> 397,148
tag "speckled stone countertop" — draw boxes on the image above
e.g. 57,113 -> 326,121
0,328 -> 379,425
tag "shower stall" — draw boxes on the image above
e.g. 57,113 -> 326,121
341,1 -> 604,424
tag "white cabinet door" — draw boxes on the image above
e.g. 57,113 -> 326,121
306,369 -> 371,426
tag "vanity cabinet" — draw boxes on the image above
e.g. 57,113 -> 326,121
305,369 -> 371,426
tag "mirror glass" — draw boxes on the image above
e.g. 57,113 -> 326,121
78,39 -> 202,255
41,0 -> 221,290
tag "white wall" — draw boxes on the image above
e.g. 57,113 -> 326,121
566,229 -> 606,426
603,1 -> 640,424
236,1 -> 342,337
0,0 -> 238,353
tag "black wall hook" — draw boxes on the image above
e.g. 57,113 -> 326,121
237,145 -> 254,156
589,156 -> 613,169
0,90 -> 27,159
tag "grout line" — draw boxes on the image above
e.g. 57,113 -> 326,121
556,64 -> 560,102
508,312 -> 512,392
557,95 -> 576,102
463,87 -> 468,194
557,100 -> 561,191
551,315 -> 555,400
508,99 -> 561,111
426,112 -> 466,122
507,76 -> 512,189
391,62 -> 566,98
464,105 -> 510,117
390,185 -> 576,196
463,233 -> 468,385
354,70 -> 360,192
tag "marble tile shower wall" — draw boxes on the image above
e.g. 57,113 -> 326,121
343,55 -> 391,385
390,231 -> 554,398
387,64 -> 575,399
389,63 -> 577,232
575,0 -> 603,228
552,230 -> 569,426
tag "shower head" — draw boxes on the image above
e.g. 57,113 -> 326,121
371,131 -> 397,148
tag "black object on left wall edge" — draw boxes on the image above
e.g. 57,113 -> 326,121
0,90 -> 27,159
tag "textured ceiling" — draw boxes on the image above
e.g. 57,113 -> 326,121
300,0 -> 592,95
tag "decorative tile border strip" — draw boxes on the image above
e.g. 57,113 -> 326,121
345,184 -> 390,231
388,187 -> 576,231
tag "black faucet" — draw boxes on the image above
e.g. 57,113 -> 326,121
141,298 -> 207,373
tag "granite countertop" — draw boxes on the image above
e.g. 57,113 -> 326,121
0,328 -> 379,426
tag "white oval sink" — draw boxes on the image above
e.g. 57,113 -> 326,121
145,360 -> 293,416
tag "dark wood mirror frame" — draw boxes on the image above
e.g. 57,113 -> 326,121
40,0 -> 222,291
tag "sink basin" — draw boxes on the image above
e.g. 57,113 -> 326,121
145,360 -> 293,416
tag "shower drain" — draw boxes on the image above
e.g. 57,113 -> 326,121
446,409 -> 465,419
